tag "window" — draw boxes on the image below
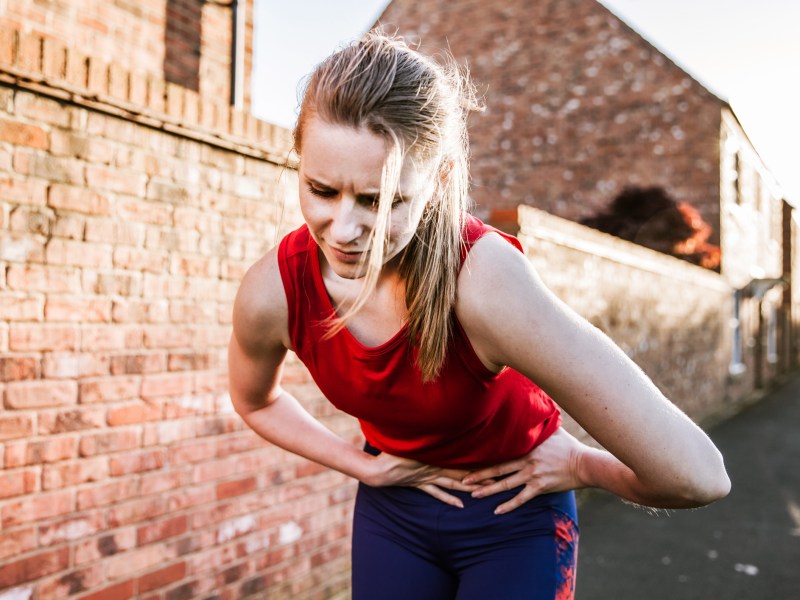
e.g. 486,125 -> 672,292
729,290 -> 746,375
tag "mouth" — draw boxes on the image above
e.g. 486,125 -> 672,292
328,245 -> 366,264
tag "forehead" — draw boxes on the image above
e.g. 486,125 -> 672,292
299,117 -> 432,192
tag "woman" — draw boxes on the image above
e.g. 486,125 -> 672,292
228,33 -> 730,599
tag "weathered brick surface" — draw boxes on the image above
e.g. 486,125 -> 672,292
0,13 -> 348,598
518,206 -> 754,426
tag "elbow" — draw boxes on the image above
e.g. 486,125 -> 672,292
673,457 -> 732,508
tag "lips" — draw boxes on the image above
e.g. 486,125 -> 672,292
328,245 -> 366,264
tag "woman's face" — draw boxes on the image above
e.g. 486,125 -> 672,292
297,116 -> 435,280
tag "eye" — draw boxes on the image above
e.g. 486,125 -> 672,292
306,183 -> 337,198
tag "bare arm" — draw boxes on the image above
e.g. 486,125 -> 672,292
228,247 -> 476,506
456,234 -> 731,510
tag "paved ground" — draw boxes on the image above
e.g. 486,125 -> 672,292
575,374 -> 800,600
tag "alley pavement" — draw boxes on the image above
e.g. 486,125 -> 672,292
575,374 -> 800,600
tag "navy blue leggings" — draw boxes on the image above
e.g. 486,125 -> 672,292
352,480 -> 579,599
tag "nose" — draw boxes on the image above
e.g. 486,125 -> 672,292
328,196 -> 365,247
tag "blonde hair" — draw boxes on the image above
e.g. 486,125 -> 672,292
293,32 -> 481,381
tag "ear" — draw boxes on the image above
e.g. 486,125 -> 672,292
439,160 -> 454,184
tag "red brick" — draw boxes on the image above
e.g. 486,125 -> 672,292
52,212 -> 86,239
0,176 -> 48,206
0,232 -> 46,263
0,293 -> 44,321
107,495 -> 167,528
0,119 -> 48,149
0,547 -> 69,588
16,31 -> 42,73
42,352 -> 110,378
36,564 -> 104,598
0,413 -> 35,441
79,376 -> 140,403
165,82 -> 184,119
76,477 -> 140,510
137,515 -> 188,546
112,247 -> 169,273
79,429 -> 140,456
168,438 -> 217,464
129,72 -> 148,106
42,37 -> 67,79
42,456 -> 109,489
108,62 -> 129,101
45,296 -> 112,323
65,48 -> 89,88
141,469 -> 185,495
5,379 -> 78,409
0,526 -> 37,562
74,526 -> 137,564
0,28 -> 16,67
9,324 -> 79,351
6,264 -> 80,293
138,561 -> 187,593
38,406 -> 106,434
110,353 -> 167,376
80,326 -> 129,351
217,476 -> 257,500
48,184 -> 110,215
147,76 -> 166,113
86,165 -> 147,196
47,239 -> 113,268
15,91 -> 71,129
0,467 -> 38,498
6,435 -> 78,467
39,512 -> 105,545
90,271 -> 142,296
79,579 -> 136,600
1,489 -> 74,526
141,373 -> 193,399
109,448 -> 165,476
86,56 -> 110,96
8,205 -> 53,236
107,400 -> 162,426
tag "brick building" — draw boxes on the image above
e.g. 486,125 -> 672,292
376,0 -> 796,394
0,2 -> 358,598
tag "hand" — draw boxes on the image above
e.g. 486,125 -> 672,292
364,451 -> 481,508
462,427 -> 587,514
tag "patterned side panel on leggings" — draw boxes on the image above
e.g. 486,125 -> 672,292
554,512 -> 579,600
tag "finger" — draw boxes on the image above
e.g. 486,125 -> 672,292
418,484 -> 464,509
431,477 -> 482,493
471,473 -> 528,498
462,460 -> 525,485
493,486 -> 538,515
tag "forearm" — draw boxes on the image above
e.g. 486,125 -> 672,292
233,388 -> 374,483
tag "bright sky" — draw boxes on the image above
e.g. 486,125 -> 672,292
251,0 -> 800,203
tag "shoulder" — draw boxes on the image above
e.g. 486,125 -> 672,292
232,245 -> 291,355
455,232 -> 549,370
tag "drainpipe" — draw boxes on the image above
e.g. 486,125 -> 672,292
230,0 -> 246,108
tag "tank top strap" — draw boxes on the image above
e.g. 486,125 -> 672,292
459,214 -> 524,268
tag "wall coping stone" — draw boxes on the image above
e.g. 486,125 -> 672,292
519,205 -> 732,293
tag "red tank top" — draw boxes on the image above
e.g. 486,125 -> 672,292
277,215 -> 561,469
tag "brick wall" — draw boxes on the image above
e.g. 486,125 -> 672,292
517,206 -> 745,434
0,0 -> 255,112
0,24 -> 359,600
378,0 -> 724,241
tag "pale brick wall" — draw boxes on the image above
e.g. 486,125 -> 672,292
0,24 -> 358,600
517,206 -> 742,434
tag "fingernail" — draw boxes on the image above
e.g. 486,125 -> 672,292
462,477 -> 473,484
456,500 -> 464,509
494,508 -> 504,515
